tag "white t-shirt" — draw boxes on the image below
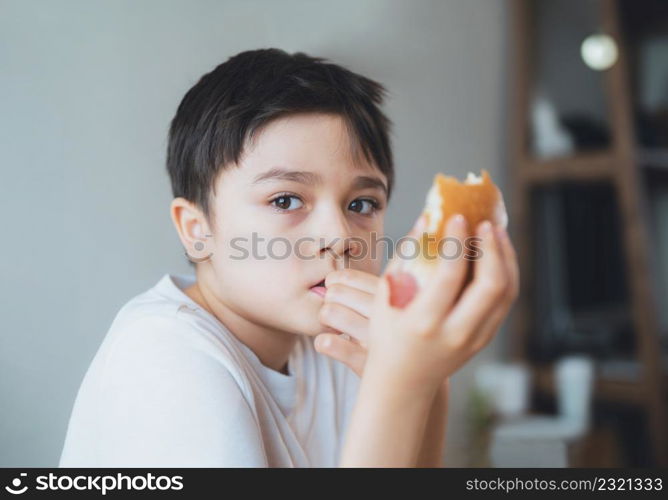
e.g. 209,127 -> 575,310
58,273 -> 360,467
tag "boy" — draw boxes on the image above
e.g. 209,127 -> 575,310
59,48 -> 518,467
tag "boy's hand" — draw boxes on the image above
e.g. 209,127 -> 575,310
315,268 -> 376,376
315,214 -> 519,386
364,214 -> 518,389
314,214 -> 428,376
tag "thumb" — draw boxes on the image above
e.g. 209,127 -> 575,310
387,213 -> 426,274
407,213 -> 428,239
314,333 -> 366,377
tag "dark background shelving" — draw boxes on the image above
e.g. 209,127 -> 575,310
508,0 -> 668,466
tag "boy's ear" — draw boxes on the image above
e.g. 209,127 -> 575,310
170,197 -> 213,257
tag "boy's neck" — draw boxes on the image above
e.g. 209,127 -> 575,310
182,278 -> 297,376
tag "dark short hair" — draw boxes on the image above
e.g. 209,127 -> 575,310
166,48 -> 395,227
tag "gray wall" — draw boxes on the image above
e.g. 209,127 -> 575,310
0,0 -> 509,466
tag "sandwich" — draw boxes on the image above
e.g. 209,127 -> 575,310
388,169 -> 508,308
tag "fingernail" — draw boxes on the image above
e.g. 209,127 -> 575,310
412,214 -> 427,233
479,220 -> 492,235
450,214 -> 466,227
316,336 -> 331,350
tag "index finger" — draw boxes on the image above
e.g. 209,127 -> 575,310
325,268 -> 379,295
386,213 -> 428,275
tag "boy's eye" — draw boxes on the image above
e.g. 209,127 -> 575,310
269,194 -> 380,215
349,198 -> 379,215
271,194 -> 304,211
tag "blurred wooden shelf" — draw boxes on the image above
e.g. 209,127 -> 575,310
508,0 -> 668,465
520,151 -> 616,184
517,149 -> 668,183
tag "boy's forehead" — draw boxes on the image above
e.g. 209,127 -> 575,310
237,113 -> 385,183
249,113 -> 353,161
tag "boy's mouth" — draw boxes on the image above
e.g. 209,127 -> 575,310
310,279 -> 327,298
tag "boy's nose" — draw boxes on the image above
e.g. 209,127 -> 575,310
315,209 -> 354,260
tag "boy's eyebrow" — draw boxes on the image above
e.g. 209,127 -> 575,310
252,167 -> 388,196
352,175 -> 388,196
252,168 -> 321,186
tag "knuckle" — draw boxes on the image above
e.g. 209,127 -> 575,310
338,268 -> 355,283
443,332 -> 469,352
319,303 -> 336,321
498,276 -> 511,297
413,317 -> 437,338
325,270 -> 342,287
325,283 -> 344,299
473,333 -> 494,352
435,260 -> 459,280
478,277 -> 505,299
433,267 -> 463,291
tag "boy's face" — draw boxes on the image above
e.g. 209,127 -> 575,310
204,113 -> 388,337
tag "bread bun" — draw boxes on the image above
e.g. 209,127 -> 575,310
389,169 -> 507,307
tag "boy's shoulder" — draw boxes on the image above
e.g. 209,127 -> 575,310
90,273 -> 261,394
100,274 -> 235,365
107,273 -> 237,341
111,273 -> 195,327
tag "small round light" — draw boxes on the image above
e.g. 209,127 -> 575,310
580,34 -> 618,71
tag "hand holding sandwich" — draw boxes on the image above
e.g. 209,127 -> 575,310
317,170 -> 518,385
331,170 -> 519,467
367,212 -> 518,387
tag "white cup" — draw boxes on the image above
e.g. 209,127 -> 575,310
555,355 -> 595,425
475,362 -> 530,419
